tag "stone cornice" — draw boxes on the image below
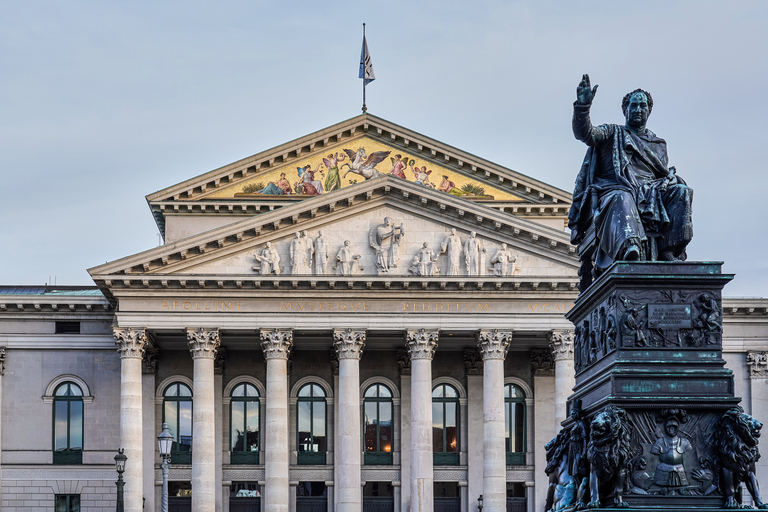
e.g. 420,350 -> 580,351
332,328 -> 366,360
0,294 -> 111,314
146,113 -> 571,207
90,176 -> 577,286
723,298 -> 768,317
477,329 -> 513,360
406,328 -> 439,360
187,327 -> 220,359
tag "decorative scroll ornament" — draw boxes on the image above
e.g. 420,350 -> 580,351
214,347 -> 227,375
405,329 -> 439,360
530,350 -> 555,376
186,327 -> 220,359
333,328 -> 366,360
548,330 -> 575,361
477,329 -> 513,360
463,349 -> 483,375
259,329 -> 293,360
747,351 -> 768,378
329,349 -> 339,376
113,327 -> 148,359
142,346 -> 159,374
396,349 -> 411,375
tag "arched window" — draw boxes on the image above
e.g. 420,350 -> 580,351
230,383 -> 260,464
297,383 -> 326,465
163,382 -> 193,464
363,383 -> 393,465
432,383 -> 459,465
53,382 -> 83,464
505,383 -> 526,465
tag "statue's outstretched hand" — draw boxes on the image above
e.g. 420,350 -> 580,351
577,74 -> 598,105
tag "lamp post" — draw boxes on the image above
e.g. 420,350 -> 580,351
477,495 -> 483,512
158,422 -> 174,512
114,448 -> 127,512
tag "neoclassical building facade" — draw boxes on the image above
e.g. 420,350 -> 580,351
1,114 -> 766,512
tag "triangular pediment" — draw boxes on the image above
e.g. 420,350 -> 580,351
145,114 -> 572,239
92,177 -> 578,297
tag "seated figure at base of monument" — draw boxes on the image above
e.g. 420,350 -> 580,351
568,74 -> 693,291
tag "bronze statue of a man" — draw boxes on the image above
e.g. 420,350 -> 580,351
568,74 -> 693,287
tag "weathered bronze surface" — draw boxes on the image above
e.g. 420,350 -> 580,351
568,75 -> 694,292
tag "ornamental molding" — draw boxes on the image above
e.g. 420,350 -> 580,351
530,350 -> 555,377
433,469 -> 468,481
477,329 -> 513,360
548,330 -> 574,361
260,329 -> 293,359
333,328 -> 366,360
222,469 -> 266,481
506,469 -> 535,481
462,349 -> 483,375
406,329 -> 439,360
142,346 -> 159,374
113,327 -> 147,359
361,469 -> 400,482
3,468 -> 116,480
187,327 -> 220,359
289,468 -> 334,481
747,351 -> 768,378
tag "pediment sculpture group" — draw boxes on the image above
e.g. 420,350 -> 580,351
251,218 -> 518,277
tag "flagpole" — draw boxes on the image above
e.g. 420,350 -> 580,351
362,23 -> 367,113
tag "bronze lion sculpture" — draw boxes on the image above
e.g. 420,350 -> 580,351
587,405 -> 631,508
713,407 -> 768,509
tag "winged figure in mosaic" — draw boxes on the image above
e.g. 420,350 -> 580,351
342,147 -> 391,180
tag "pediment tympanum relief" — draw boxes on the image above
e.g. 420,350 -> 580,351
206,137 -> 522,202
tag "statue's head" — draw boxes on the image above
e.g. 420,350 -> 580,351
622,89 -> 653,129
344,240 -> 350,247
451,228 -> 457,235
665,418 -> 680,437
384,217 -> 392,226
422,242 -> 428,248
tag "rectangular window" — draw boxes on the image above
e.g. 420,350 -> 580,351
55,322 -> 81,334
55,494 -> 80,512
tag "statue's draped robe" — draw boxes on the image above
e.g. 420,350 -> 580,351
568,103 -> 693,271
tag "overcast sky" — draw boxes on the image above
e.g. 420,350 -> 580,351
1,1 -> 766,297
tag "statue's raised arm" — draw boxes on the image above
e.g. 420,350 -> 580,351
576,74 -> 598,105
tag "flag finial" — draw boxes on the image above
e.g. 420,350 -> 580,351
359,23 -> 375,113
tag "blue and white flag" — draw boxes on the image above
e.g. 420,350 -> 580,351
359,35 -> 375,85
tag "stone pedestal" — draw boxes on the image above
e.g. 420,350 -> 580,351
565,262 -> 737,509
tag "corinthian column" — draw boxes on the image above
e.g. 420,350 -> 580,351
478,329 -> 512,512
548,330 -> 574,429
187,328 -> 220,512
406,329 -> 439,512
261,329 -> 293,512
114,327 -> 147,512
333,328 -> 366,512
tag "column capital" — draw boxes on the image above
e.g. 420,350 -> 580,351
406,329 -> 439,360
463,349 -> 483,375
0,346 -> 5,375
548,330 -> 574,361
531,350 -> 555,376
477,329 -> 513,360
333,328 -> 366,360
260,329 -> 293,360
396,349 -> 411,375
187,327 -> 220,359
142,346 -> 159,374
113,327 -> 148,359
747,351 -> 768,378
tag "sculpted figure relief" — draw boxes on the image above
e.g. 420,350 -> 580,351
252,242 -> 281,275
490,243 -> 516,276
440,228 -> 463,276
464,231 -> 487,276
289,232 -> 310,275
568,74 -> 693,290
313,231 -> 329,274
651,410 -> 693,493
408,242 -> 439,276
369,217 -> 404,273
336,240 -> 362,276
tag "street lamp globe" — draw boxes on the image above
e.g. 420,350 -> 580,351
114,448 -> 127,475
158,422 -> 173,457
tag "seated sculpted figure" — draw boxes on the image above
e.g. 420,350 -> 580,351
568,74 -> 693,290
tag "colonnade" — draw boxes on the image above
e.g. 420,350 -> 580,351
113,327 -> 575,512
